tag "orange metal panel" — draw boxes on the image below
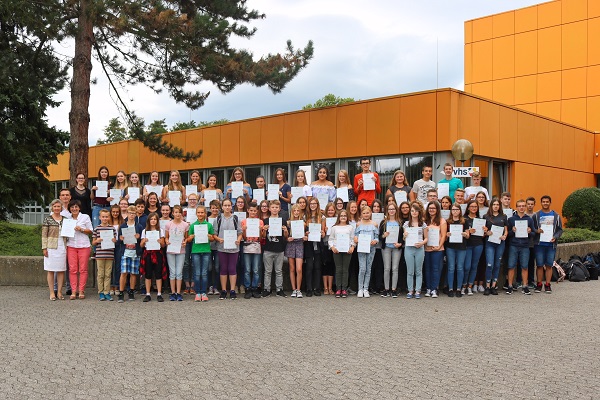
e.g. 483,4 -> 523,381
517,103 -> 537,113
184,130 -> 203,170
471,81 -> 493,100
399,93 -> 436,153
562,67 -> 587,99
595,134 -> 600,173
493,36 -> 515,80
336,103 -> 366,158
472,40 -> 493,83
514,75 -> 537,104
573,129 -> 587,171
492,78 -> 515,105
515,5 -> 538,33
472,16 -> 493,42
561,126 -> 576,170
366,98 -> 400,156
169,131 -> 188,171
136,141 -> 153,173
562,0 -> 587,23
126,141 -> 140,173
561,98 -> 587,128
464,44 -> 472,84
309,108 -> 337,160
153,134 -> 171,172
104,145 -> 117,174
465,21 -> 473,44
456,95 -> 480,152
283,113 -> 309,161
559,168 -> 596,211
588,65 -> 600,97
562,21 -> 588,70
538,26 -> 562,73
478,101 -> 500,158
517,112 -> 536,162
88,147 -> 97,177
464,84 -> 472,93
585,131 -> 594,171
436,91 -> 456,151
537,71 -> 562,102
537,101 -> 562,121
588,17 -> 600,66
538,0 -> 562,29
547,121 -> 563,168
260,117 -> 284,164
532,117 -> 549,166
493,11 -> 515,37
591,0 -> 600,18
201,127 -> 221,168
239,120 -> 262,165
514,31 -> 538,77
587,96 -> 600,132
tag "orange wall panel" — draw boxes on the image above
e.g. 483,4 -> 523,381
514,75 -> 537,104
561,126 -> 576,170
562,67 -> 586,99
283,113 -> 309,161
573,129 -> 588,171
260,117 -> 284,164
493,11 -> 515,38
201,127 -> 221,168
538,26 -> 562,73
336,103 -> 366,158
537,101 -> 562,121
471,81 -> 493,100
464,44 -> 472,84
517,112 -> 536,162
587,96 -> 600,132
309,108 -> 337,160
464,84 -> 472,93
514,31 -> 538,77
436,91 -> 457,151
478,101 -> 500,158
493,36 -> 515,80
88,148 -> 96,178
537,71 -> 561,102
169,131 -> 188,171
547,122 -> 563,166
239,120 -> 262,165
153,135 -> 171,172
399,93 -> 436,153
366,98 -> 400,156
104,145 -> 117,174
562,0 -> 587,23
591,0 -> 600,18
538,0 -> 562,29
472,40 -> 493,82
465,21 -> 473,44
588,65 -> 600,97
184,130 -> 203,170
588,17 -> 600,66
561,98 -> 587,128
595,134 -> 600,173
492,78 -> 515,105
126,141 -> 140,173
562,20 -> 588,69
585,131 -> 594,171
515,5 -> 538,33
457,95 -> 480,151
532,117 -> 549,166
472,16 -> 493,42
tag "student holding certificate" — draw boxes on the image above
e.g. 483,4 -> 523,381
483,199 -> 508,296
272,168 -> 292,220
353,206 -> 379,298
321,203 -> 338,295
385,170 -> 411,206
140,213 -> 166,302
66,200 -> 93,300
225,167 -> 252,203
187,207 -> 214,302
532,195 -> 563,294
473,191 -> 490,292
353,157 -> 381,207
200,174 -> 224,206
445,204 -> 469,298
379,203 -> 403,298
90,166 -> 112,228
241,202 -> 264,299
164,205 -> 188,301
423,201 -> 447,299
463,200 -> 486,296
304,198 -> 326,297
328,210 -> 355,298
124,172 -> 142,204
402,202 -> 428,299
438,163 -> 464,201
212,199 -> 243,300
310,166 -> 336,207
292,169 -> 313,202
285,205 -> 306,298
161,170 -> 186,207
186,170 -> 206,204
336,169 -> 355,207
69,173 -> 92,218
506,200 -> 535,295
143,171 -> 163,202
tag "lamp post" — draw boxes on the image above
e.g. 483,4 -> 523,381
451,139 -> 474,165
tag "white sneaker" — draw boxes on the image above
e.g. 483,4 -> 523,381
478,285 -> 485,293
431,290 -> 438,298
460,288 -> 465,295
357,290 -> 364,298
424,289 -> 431,297
290,290 -> 297,298
296,290 -> 303,298
363,290 -> 370,298
467,287 -> 474,296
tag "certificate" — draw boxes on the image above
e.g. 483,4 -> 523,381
325,217 -> 337,234
95,181 -> 108,197
168,191 -> 181,206
109,189 -> 121,205
203,190 -> 217,205
145,230 -> 161,250
186,208 -> 197,224
253,188 -> 265,203
231,181 -> 243,199
478,207 -> 489,218
128,187 -> 140,204
223,230 -> 237,249
472,218 -> 486,236
515,220 -> 528,238
372,213 -> 384,226
147,185 -> 162,196
245,219 -> 260,238
503,208 -> 514,217
186,185 -> 198,198
437,183 -> 449,198
122,226 -> 137,245
308,223 -> 321,242
60,219 -> 77,238
234,212 -> 247,223
290,187 -> 304,204
362,173 -> 375,191
441,210 -> 450,220
357,233 -> 371,253
539,215 -> 555,243
449,224 -> 463,243
336,233 -> 350,253
99,229 -> 115,249
394,191 -> 407,204
488,225 -> 504,244
167,231 -> 183,253
317,193 -> 329,210
267,184 -> 279,201
291,220 -> 305,239
336,187 -> 349,203
194,224 -> 209,244
405,227 -> 419,247
427,227 -> 440,247
268,217 -> 282,236
386,225 -> 399,244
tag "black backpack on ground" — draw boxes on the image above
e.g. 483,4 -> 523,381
568,259 -> 590,282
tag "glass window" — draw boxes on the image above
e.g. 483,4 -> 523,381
313,161 -> 336,184
244,166 -> 262,188
345,159 -> 362,186
491,161 -> 508,199
405,155 -> 433,188
375,157 -> 402,200
269,164 -> 289,184
290,163 -> 312,185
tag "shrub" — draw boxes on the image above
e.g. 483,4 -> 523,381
558,228 -> 600,244
562,187 -> 600,231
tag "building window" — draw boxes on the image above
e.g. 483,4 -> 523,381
313,161 -> 336,184
405,155 -> 433,187
244,166 -> 262,188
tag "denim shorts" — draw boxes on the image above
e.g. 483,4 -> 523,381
534,245 -> 556,267
121,256 -> 141,275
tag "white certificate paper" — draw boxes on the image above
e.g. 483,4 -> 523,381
405,227 -> 419,247
372,213 -> 384,226
386,225 -> 400,244
325,217 -> 336,234
362,173 -> 375,191
109,189 -> 121,205
60,219 -> 77,238
441,210 -> 450,220
503,208 -> 514,217
245,219 -> 260,238
231,181 -> 243,199
223,230 -> 237,249
515,220 -> 528,238
203,190 -> 217,204
336,233 -> 350,253
167,231 -> 183,253
128,187 -> 140,204
317,193 -> 329,210
145,230 -> 160,250
95,181 -> 108,197
186,208 -> 197,224
100,229 -> 115,249
234,212 -> 246,224
186,185 -> 198,197
472,218 -> 486,236
290,187 -> 304,204
308,223 -> 321,242
253,188 -> 265,203
539,215 -> 555,243
268,217 -> 282,236
437,183 -> 449,198
478,207 -> 489,218
449,224 -> 463,243
194,224 -> 209,244
122,226 -> 137,245
428,227 -> 440,247
291,220 -> 305,239
336,187 -> 349,203
357,233 -> 371,253
267,184 -> 280,201
169,191 -> 181,206
488,225 -> 504,244
394,191 -> 407,204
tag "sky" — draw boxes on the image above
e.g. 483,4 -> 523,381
46,0 -> 544,145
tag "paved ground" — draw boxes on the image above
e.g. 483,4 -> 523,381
1,282 -> 599,399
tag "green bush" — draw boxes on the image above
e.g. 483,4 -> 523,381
557,228 -> 600,244
562,187 -> 600,230
0,222 -> 42,256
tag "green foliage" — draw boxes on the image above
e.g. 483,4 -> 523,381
562,187 -> 600,231
557,228 -> 600,244
171,119 -> 230,131
97,118 -> 130,145
303,94 -> 356,110
0,222 -> 41,256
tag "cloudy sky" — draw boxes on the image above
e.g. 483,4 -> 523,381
46,0 -> 542,144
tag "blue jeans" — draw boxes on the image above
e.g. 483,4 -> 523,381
357,248 -> 376,291
446,247 -> 466,290
209,249 -> 220,289
404,246 -> 424,293
464,245 -> 483,286
243,253 -> 261,290
485,241 -> 505,283
534,245 -> 556,267
508,246 -> 529,270
182,241 -> 193,284
192,253 -> 210,294
424,251 -> 444,291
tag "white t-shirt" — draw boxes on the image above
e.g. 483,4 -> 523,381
465,186 -> 490,201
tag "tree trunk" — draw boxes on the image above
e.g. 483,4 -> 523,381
68,0 -> 93,187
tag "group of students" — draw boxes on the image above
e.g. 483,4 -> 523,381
41,159 -> 563,303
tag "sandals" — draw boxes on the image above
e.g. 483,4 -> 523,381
78,292 -> 85,299
57,294 -> 65,300
70,294 -> 77,300
50,295 -> 56,301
